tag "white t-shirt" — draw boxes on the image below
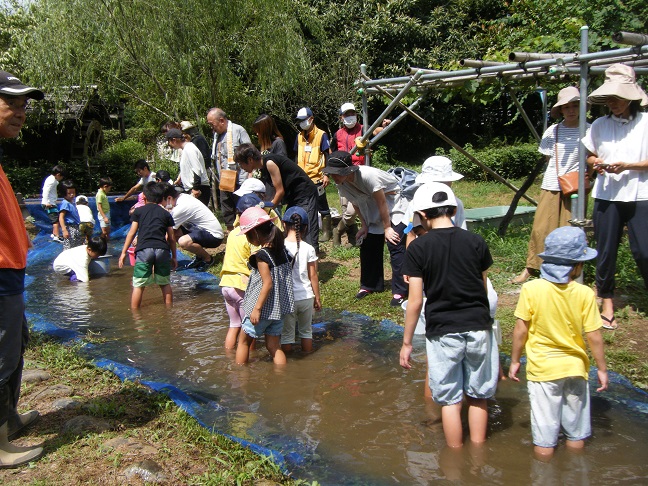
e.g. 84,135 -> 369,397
138,172 -> 156,187
582,112 -> 648,202
41,175 -> 59,206
53,245 -> 91,282
77,204 -> 94,224
179,142 -> 209,191
539,122 -> 589,192
402,194 -> 467,230
284,239 -> 317,301
337,166 -> 408,233
171,193 -> 224,238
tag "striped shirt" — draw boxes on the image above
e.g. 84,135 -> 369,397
539,122 -> 588,192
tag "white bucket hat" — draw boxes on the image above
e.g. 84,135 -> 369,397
233,178 -> 266,197
550,86 -> 581,119
588,63 -> 648,106
415,156 -> 464,184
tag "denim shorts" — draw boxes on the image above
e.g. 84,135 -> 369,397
242,316 -> 283,338
528,377 -> 591,448
425,329 -> 499,406
187,227 -> 223,249
133,247 -> 171,287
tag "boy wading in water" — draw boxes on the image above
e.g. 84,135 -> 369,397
400,183 -> 499,448
510,226 -> 608,460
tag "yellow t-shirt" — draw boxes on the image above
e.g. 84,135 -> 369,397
219,226 -> 253,291
514,278 -> 600,382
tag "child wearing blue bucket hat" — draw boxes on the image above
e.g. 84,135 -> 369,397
510,226 -> 608,460
281,206 -> 321,353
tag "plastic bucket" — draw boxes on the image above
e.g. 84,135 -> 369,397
401,299 -> 427,335
127,246 -> 136,266
88,255 -> 111,276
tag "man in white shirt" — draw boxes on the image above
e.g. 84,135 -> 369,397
164,188 -> 224,271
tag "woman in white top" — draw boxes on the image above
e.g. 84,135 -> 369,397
513,87 -> 590,283
583,64 -> 648,330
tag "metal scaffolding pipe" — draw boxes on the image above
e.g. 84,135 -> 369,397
577,26 -> 590,223
360,72 -> 538,206
369,97 -> 423,146
612,31 -> 648,47
405,66 -> 441,75
460,60 -> 506,68
506,87 -> 541,142
509,52 -> 574,62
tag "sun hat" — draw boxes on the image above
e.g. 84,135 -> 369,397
164,128 -> 184,140
239,206 -> 275,234
236,193 -> 274,214
409,182 -> 457,228
550,86 -> 581,119
180,120 -> 195,131
282,206 -> 309,225
588,63 -> 648,106
233,178 -> 266,197
415,156 -> 463,184
295,107 -> 313,120
340,102 -> 356,115
0,71 -> 44,100
322,151 -> 359,176
537,227 -> 597,265
75,195 -> 88,204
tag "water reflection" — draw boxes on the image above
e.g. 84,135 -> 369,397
25,247 -> 648,485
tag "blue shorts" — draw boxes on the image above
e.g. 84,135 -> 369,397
186,228 -> 223,249
242,316 -> 283,338
133,248 -> 171,287
528,377 -> 591,448
425,329 -> 499,406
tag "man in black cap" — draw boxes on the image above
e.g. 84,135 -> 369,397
0,71 -> 45,466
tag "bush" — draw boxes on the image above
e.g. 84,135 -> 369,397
103,128 -> 160,149
443,142 -> 541,181
3,164 -> 49,198
89,139 -> 148,192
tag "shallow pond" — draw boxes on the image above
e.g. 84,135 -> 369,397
25,239 -> 648,485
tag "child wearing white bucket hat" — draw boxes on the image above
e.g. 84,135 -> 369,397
510,226 -> 608,460
583,63 -> 648,330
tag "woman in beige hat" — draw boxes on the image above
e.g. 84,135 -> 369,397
583,63 -> 648,330
513,86 -> 590,284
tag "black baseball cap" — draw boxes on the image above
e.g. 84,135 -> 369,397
0,71 -> 44,100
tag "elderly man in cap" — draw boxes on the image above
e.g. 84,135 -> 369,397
323,151 -> 409,306
294,107 -> 332,241
207,108 -> 251,230
0,71 -> 45,466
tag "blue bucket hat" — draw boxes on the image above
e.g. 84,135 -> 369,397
235,193 -> 274,213
282,206 -> 309,225
538,227 -> 597,264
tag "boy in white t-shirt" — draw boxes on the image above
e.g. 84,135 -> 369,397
41,165 -> 65,242
281,206 -> 321,353
53,236 -> 107,282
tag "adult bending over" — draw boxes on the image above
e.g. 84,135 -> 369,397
165,128 -> 211,207
234,143 -> 320,253
323,151 -> 408,306
583,63 -> 648,330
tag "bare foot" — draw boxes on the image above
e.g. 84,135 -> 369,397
511,268 -> 531,284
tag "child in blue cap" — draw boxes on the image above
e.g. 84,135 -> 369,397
510,226 -> 608,460
281,206 -> 321,353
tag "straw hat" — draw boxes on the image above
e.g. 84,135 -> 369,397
588,63 -> 648,106
550,86 -> 581,119
415,156 -> 463,184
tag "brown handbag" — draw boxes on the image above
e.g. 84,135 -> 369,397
555,124 -> 591,197
219,169 -> 237,192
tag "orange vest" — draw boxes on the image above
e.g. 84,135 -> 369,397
297,126 -> 326,183
0,165 -> 29,270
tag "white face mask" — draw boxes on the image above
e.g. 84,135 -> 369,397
343,115 -> 357,128
299,119 -> 312,131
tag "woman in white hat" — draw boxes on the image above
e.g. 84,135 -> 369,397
583,63 -> 648,330
513,86 -> 590,284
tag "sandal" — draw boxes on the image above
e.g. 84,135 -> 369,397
601,314 -> 618,330
355,289 -> 372,299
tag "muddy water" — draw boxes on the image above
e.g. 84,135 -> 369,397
25,249 -> 648,485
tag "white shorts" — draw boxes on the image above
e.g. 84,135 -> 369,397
528,377 -> 591,448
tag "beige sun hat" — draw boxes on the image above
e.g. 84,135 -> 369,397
415,156 -> 463,184
588,63 -> 648,106
550,86 -> 581,119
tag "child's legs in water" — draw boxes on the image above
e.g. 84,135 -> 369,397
281,298 -> 313,353
240,318 -> 284,364
235,328 -> 254,365
222,287 -> 245,349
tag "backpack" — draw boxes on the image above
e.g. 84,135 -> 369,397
387,167 -> 420,201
